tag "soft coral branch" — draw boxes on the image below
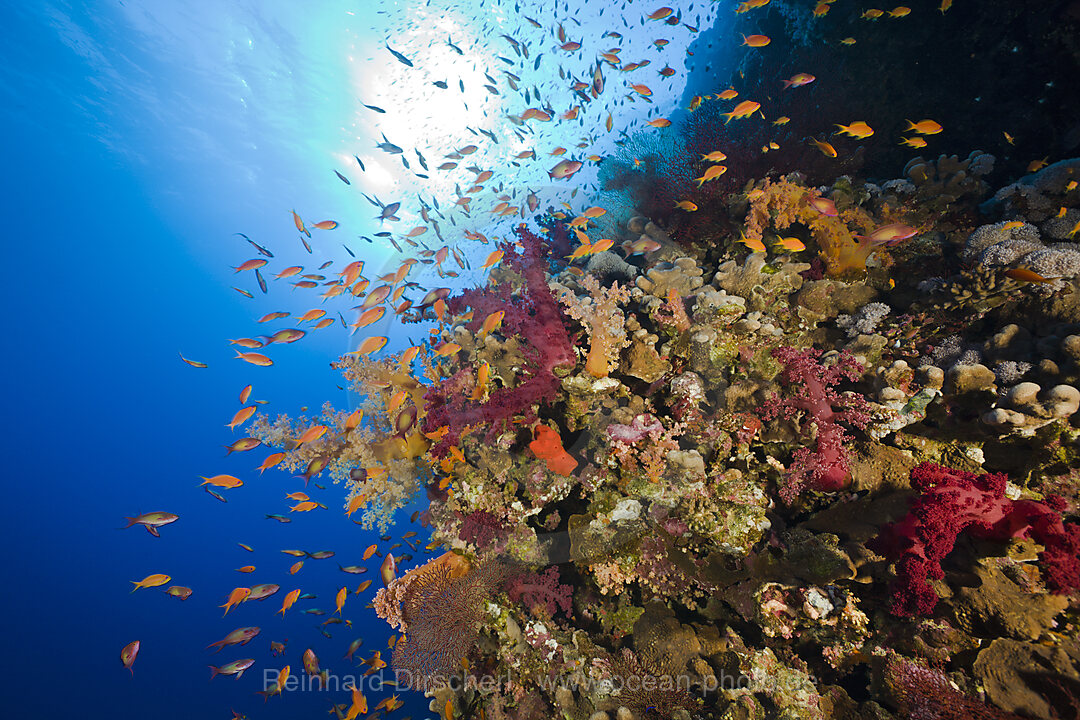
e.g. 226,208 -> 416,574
762,346 -> 869,503
870,462 -> 1080,617
421,224 -> 574,455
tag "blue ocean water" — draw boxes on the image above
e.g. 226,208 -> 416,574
8,0 -> 1078,718
0,2 -> 711,717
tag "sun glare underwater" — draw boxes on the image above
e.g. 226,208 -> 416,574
5,0 -> 1080,719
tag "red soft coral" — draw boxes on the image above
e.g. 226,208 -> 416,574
761,346 -> 869,503
870,462 -> 1080,617
421,224 -> 575,455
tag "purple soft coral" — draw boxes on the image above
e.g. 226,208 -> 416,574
870,462 -> 1080,617
507,566 -> 573,617
761,346 -> 869,503
422,224 -> 575,455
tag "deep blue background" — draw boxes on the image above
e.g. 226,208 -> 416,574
1,4 -> 427,717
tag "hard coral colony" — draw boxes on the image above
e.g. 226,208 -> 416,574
143,1 -> 1080,719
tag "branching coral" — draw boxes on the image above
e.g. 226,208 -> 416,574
250,352 -> 433,532
555,275 -> 632,378
742,175 -> 880,276
506,566 -> 573,618
606,413 -> 687,486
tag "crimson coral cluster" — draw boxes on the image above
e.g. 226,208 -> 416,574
421,224 -> 575,456
870,462 -> 1080,617
761,346 -> 870,503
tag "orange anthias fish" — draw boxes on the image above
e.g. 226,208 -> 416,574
739,232 -> 767,253
296,425 -> 328,446
207,626 -> 261,653
256,452 -> 286,474
291,210 -> 309,236
741,34 -> 771,47
209,658 -> 256,681
548,159 -> 584,180
225,437 -> 261,455
835,121 -> 874,139
722,100 -> 761,123
857,223 -> 918,246
277,589 -> 301,616
694,165 -> 728,186
808,196 -> 839,216
904,118 -> 943,135
1004,267 -> 1059,284
782,73 -> 815,89
311,220 -> 338,230
225,408 -> 254,431
122,511 -> 178,537
481,250 -> 504,269
362,543 -> 378,561
810,137 -> 838,157
335,586 -> 348,615
200,474 -> 243,489
354,336 -> 389,356
344,638 -> 364,661
775,236 -> 806,252
480,311 -> 504,337
121,640 -> 140,675
529,425 -> 577,476
345,685 -> 369,719
220,587 -> 252,616
234,351 -> 273,367
257,665 -> 290,700
179,352 -> 208,368
131,573 -> 171,592
233,259 -> 268,273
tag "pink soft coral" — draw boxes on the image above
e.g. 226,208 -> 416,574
507,566 -> 573,617
870,462 -> 1080,617
761,346 -> 870,503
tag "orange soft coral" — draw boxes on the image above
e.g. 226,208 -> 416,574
742,175 -> 881,277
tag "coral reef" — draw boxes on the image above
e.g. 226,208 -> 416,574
266,152 -> 1080,720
